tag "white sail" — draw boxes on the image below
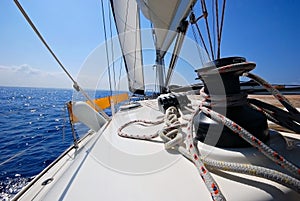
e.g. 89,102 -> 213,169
137,0 -> 195,57
110,0 -> 145,95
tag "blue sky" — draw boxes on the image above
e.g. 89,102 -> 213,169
220,0 -> 300,85
0,0 -> 299,89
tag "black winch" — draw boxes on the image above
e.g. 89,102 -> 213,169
194,57 -> 269,147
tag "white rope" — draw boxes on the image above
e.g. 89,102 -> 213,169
118,106 -> 226,201
117,98 -> 300,198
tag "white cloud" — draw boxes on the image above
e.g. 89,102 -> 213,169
0,64 -> 73,88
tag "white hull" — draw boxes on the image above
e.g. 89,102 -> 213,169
14,97 -> 300,201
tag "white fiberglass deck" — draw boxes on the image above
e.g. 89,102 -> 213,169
15,99 -> 300,201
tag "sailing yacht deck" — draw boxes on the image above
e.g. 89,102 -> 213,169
10,0 -> 300,200
14,97 -> 300,201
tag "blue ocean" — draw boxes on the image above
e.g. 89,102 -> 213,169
0,86 -> 112,200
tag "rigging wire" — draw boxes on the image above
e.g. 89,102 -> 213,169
218,0 -> 226,59
214,0 -> 219,59
0,137 -> 48,167
100,0 -> 113,97
0,104 -> 70,167
121,0 -> 131,90
133,2 -> 138,88
190,22 -> 206,66
212,0 -> 217,59
200,0 -> 215,60
151,23 -> 159,93
117,79 -> 300,197
108,1 -> 117,92
191,0 -> 227,61
190,11 -> 211,61
13,0 -> 76,86
13,0 -> 110,120
117,59 -> 123,92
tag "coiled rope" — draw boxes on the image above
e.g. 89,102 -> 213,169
118,107 -> 226,201
203,158 -> 300,193
186,105 -> 300,194
117,119 -> 163,140
196,62 -> 300,177
244,72 -> 300,133
200,106 -> 300,179
118,102 -> 300,200
117,63 -> 300,199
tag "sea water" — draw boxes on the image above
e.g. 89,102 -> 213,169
0,86 -> 111,200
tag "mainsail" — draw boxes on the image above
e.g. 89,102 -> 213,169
137,0 -> 196,58
110,0 -> 145,95
111,0 -> 195,94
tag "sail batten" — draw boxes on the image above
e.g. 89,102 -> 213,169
110,0 -> 145,95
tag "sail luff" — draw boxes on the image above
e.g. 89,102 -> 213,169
110,0 -> 145,95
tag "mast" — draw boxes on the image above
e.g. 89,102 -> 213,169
155,51 -> 166,93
